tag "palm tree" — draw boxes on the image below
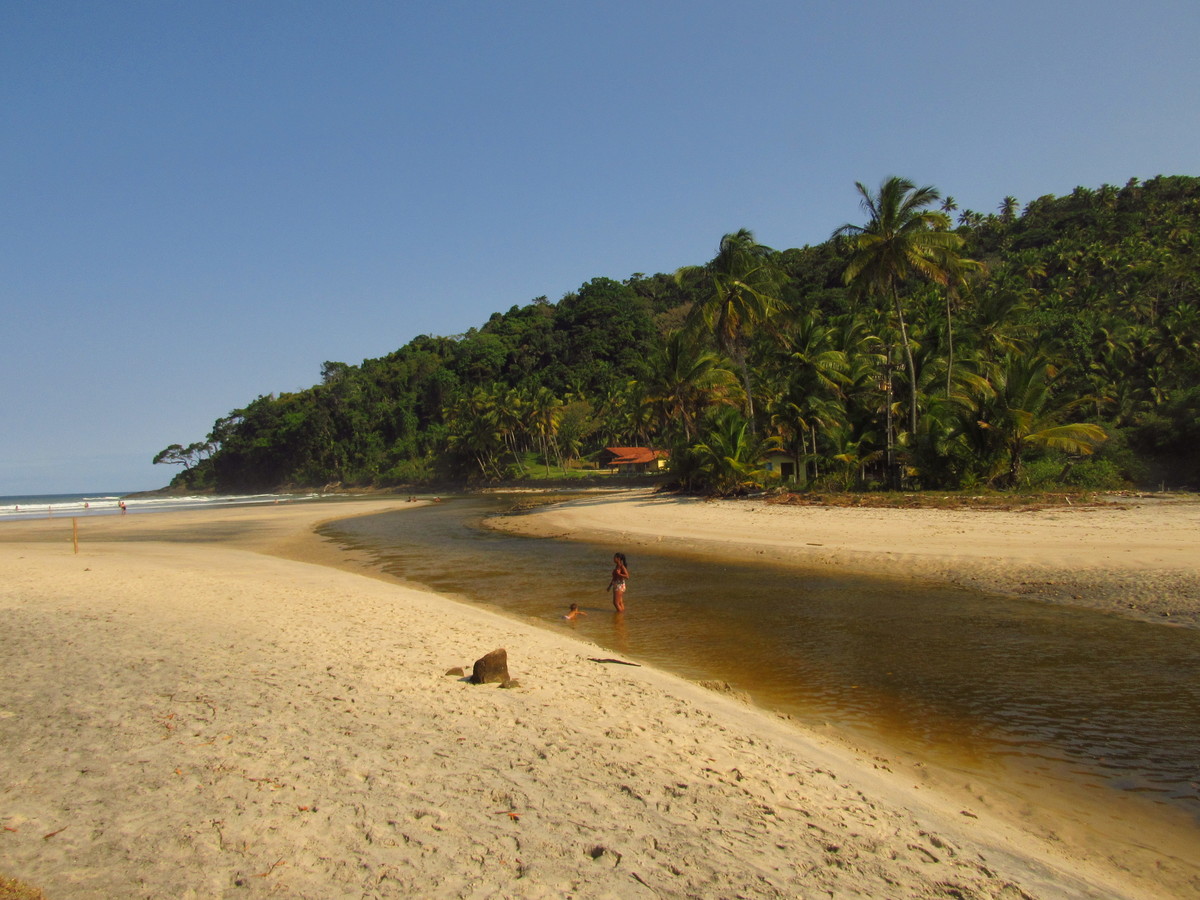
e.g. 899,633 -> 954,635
644,330 -> 740,443
940,195 -> 958,215
964,354 -> 1108,487
938,252 -> 985,397
685,408 -> 765,495
825,420 -> 884,490
527,386 -> 563,474
999,196 -> 1020,223
592,380 -> 646,448
764,311 -> 851,482
620,380 -> 657,447
677,229 -> 784,428
496,386 -> 529,474
834,176 -> 970,440
444,387 -> 504,479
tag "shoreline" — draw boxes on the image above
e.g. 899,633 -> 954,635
486,489 -> 1200,629
2,500 -> 1197,897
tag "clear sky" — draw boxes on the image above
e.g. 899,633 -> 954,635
3,1 -> 1197,494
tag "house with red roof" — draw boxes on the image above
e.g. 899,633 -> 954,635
598,447 -> 670,474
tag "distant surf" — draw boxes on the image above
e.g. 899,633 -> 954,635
0,491 -> 326,521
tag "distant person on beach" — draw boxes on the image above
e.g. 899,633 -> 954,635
563,602 -> 586,621
608,552 -> 629,612
119,500 -> 127,514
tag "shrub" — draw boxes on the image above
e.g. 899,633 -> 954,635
1018,454 -> 1129,491
378,457 -> 434,484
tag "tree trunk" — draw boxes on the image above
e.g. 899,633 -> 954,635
730,342 -> 756,434
945,292 -> 954,399
892,288 -> 919,437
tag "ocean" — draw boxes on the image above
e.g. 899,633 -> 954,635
0,490 -> 325,521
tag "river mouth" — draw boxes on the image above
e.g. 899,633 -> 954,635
320,493 -> 1200,863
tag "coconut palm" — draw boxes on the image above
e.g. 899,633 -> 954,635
527,386 -> 563,474
592,380 -> 650,448
644,330 -> 740,443
684,408 -> 766,496
834,176 -> 971,440
495,386 -> 529,473
677,229 -> 784,427
444,386 -> 504,479
764,311 -> 852,482
825,421 -> 884,490
938,251 -> 985,397
963,353 -> 1108,487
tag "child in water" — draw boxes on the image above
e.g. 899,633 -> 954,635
563,603 -> 586,621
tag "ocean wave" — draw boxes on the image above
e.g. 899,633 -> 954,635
0,491 -> 324,521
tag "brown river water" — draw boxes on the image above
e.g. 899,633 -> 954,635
320,494 -> 1200,853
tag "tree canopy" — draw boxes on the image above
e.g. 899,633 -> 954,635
159,174 -> 1200,495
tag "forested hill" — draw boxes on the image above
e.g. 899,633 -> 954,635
157,174 -> 1200,494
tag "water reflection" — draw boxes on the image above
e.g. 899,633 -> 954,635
320,495 -> 1200,823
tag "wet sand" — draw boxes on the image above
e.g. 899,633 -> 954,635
489,489 -> 1200,629
1,499 -> 1196,898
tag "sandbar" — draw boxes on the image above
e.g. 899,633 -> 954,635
488,489 -> 1200,628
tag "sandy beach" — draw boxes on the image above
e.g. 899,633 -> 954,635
2,497 -> 1198,898
490,489 -> 1200,629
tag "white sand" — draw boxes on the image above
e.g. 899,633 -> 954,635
1,499 -> 1196,898
489,489 -> 1200,628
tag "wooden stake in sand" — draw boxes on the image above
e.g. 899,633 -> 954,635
72,517 -> 79,554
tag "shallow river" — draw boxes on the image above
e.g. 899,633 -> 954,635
321,494 -> 1200,836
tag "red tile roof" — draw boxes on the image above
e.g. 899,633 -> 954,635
602,447 -> 669,465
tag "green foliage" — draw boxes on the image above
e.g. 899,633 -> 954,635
836,176 -> 977,441
556,400 -> 599,465
675,408 -> 766,496
645,330 -> 741,443
378,456 -> 434,485
554,277 -> 657,395
152,441 -> 212,471
678,229 -> 785,426
170,174 -> 1200,494
1018,455 -> 1128,491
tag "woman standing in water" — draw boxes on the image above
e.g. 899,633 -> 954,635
608,552 -> 629,612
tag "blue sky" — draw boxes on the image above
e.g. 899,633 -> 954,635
3,1 -> 1197,494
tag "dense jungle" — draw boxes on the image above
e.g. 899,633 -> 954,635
156,175 -> 1200,495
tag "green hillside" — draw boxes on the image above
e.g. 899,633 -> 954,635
157,175 -> 1200,495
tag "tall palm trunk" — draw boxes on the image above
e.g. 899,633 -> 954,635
729,343 -> 756,433
890,282 -> 919,436
945,292 -> 955,399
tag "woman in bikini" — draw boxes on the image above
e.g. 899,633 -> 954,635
608,552 -> 629,612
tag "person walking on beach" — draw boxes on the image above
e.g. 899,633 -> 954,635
608,552 -> 629,612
